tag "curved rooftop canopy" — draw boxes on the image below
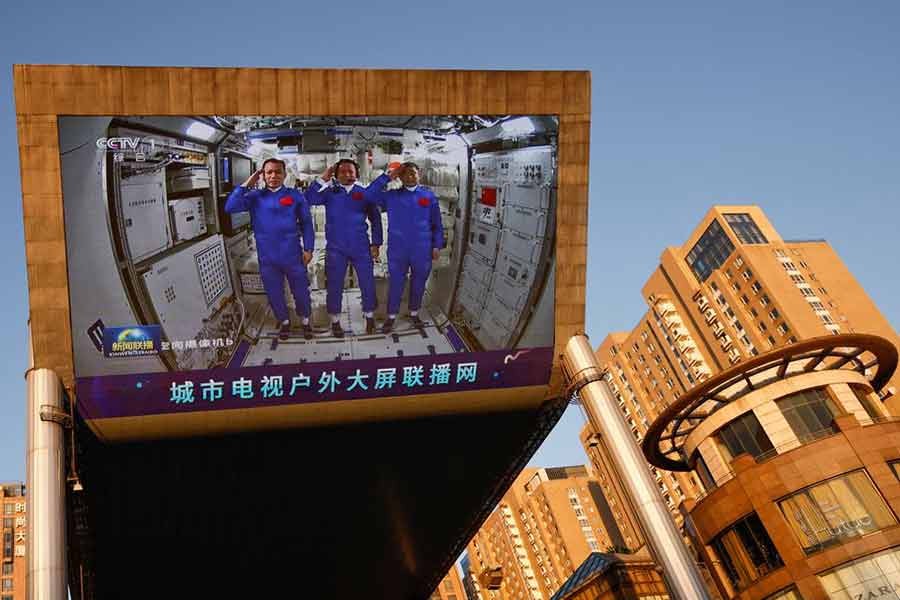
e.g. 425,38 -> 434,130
642,334 -> 898,471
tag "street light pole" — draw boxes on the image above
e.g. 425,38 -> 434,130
561,334 -> 710,600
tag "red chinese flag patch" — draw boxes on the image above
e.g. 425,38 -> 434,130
418,197 -> 430,207
352,192 -> 364,201
480,187 -> 497,207
279,196 -> 294,206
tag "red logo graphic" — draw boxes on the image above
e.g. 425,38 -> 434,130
418,197 -> 430,207
352,192 -> 364,201
279,196 -> 294,206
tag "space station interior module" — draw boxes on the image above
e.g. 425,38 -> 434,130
59,115 -> 558,377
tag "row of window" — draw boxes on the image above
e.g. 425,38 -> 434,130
780,252 -> 844,334
731,540 -> 900,599
713,467 -> 899,591
708,386 -> 876,469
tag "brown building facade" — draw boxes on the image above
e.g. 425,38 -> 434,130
432,566 -> 467,600
643,334 -> 900,599
1,483 -> 26,600
467,466 -> 617,599
581,206 -> 900,549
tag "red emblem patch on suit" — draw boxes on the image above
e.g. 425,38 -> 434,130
418,197 -> 429,207
279,196 -> 294,206
352,192 -> 364,201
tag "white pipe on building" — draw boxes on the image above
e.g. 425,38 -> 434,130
562,334 -> 710,600
26,326 -> 69,600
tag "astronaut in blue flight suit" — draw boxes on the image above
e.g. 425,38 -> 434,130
306,159 -> 384,337
225,158 -> 315,341
368,162 -> 445,334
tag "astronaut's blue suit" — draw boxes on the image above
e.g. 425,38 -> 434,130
305,179 -> 383,316
225,186 -> 315,322
368,174 -> 445,316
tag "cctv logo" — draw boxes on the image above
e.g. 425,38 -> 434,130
95,137 -> 153,151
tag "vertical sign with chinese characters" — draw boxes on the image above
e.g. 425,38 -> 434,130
14,503 -> 25,558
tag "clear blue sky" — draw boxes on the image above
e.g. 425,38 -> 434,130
1,1 -> 898,482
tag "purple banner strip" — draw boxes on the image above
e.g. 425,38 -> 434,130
76,348 -> 554,420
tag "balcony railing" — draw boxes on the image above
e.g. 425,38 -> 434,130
752,426 -> 838,464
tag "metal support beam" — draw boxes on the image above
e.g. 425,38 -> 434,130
26,327 -> 68,600
562,334 -> 710,600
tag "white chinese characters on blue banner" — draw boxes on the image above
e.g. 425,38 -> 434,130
75,349 -> 552,419
168,362 -> 478,404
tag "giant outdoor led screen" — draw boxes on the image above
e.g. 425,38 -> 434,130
58,114 -> 559,438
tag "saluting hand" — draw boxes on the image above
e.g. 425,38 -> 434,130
432,249 -> 439,261
322,165 -> 334,182
302,250 -> 313,266
388,164 -> 404,180
244,167 -> 263,188
370,245 -> 380,260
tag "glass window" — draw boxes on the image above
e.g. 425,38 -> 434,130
0,565 -> 9,576
712,513 -> 783,590
818,546 -> 900,599
686,219 -> 736,282
717,411 -> 775,461
779,470 -> 896,555
890,461 -> 900,481
764,587 -> 803,600
724,213 -> 769,244
0,581 -> 10,592
776,388 -> 841,442
1,505 -> 11,516
1,518 -> 10,529
694,454 -> 717,491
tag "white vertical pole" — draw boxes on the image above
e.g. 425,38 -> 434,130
26,325 -> 68,600
562,334 -> 710,600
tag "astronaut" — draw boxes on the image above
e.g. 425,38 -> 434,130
368,162 -> 444,334
306,159 -> 384,337
225,158 -> 315,340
